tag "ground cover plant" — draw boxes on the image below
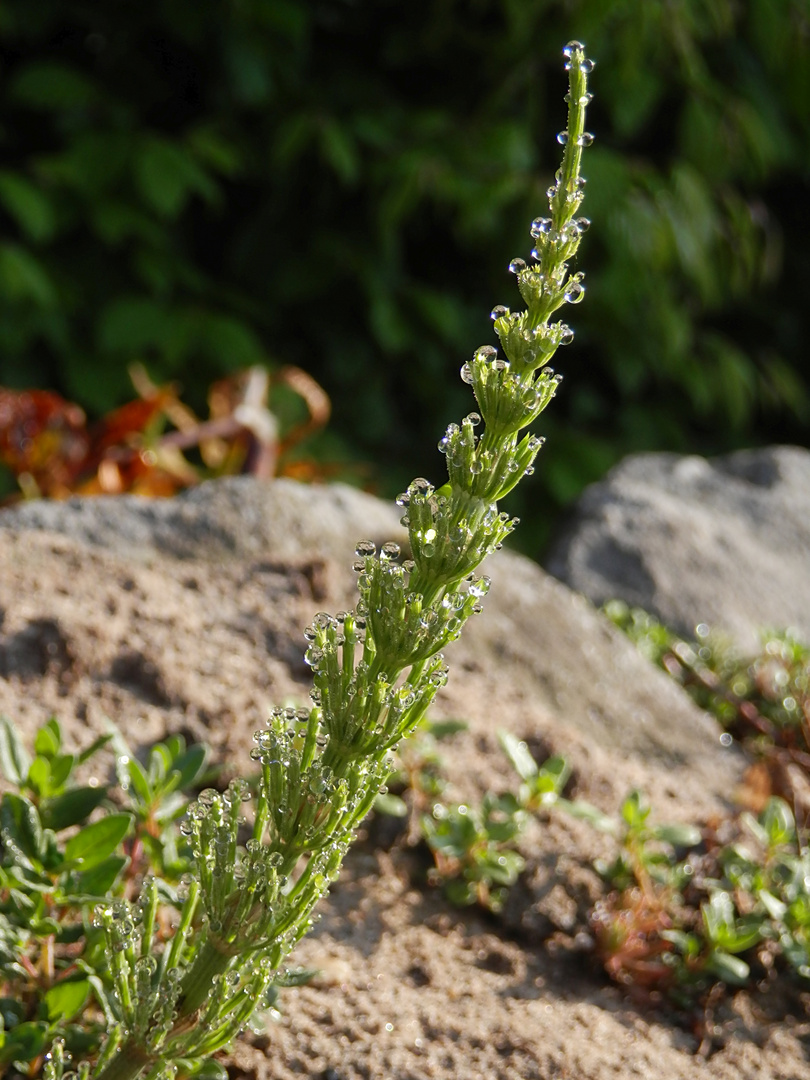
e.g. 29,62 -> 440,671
401,613 -> 810,1024
604,602 -> 810,809
0,42 -> 596,1080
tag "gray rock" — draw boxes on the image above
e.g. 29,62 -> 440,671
0,476 -> 403,564
545,445 -> 810,652
0,476 -> 741,821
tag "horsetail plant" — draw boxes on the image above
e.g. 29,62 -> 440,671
56,42 -> 595,1080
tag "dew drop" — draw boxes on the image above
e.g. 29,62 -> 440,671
410,477 -> 433,498
557,131 -> 569,145
564,282 -> 585,303
581,58 -> 595,73
474,345 -> 498,363
490,305 -> 510,320
231,778 -> 252,803
355,540 -> 376,557
466,412 -> 481,427
381,542 -> 401,561
508,258 -> 526,275
530,217 -> 552,238
559,325 -> 574,345
577,132 -> 594,147
575,216 -> 591,232
460,362 -> 474,384
563,40 -> 584,57
92,905 -> 110,928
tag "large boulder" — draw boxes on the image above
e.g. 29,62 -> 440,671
0,476 -> 738,816
2,478 -> 803,1080
545,445 -> 810,652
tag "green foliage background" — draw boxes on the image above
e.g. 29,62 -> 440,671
0,0 -> 808,552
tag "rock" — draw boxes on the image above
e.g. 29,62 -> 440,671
545,445 -> 810,653
4,477 -> 798,1080
0,476 -> 403,565
0,476 -> 739,818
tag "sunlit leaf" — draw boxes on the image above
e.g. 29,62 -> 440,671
0,716 -> 31,786
44,979 -> 90,1022
63,813 -> 132,869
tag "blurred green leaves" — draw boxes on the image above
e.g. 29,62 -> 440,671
0,0 -> 807,548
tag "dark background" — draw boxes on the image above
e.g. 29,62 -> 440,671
0,0 -> 808,555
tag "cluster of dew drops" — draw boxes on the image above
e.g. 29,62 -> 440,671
455,44 -> 596,537
485,38 -> 595,370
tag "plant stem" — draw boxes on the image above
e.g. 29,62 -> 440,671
177,936 -> 234,1018
93,1043 -> 153,1080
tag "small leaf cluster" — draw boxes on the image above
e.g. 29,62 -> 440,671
109,730 -> 210,881
393,721 -> 810,1009
606,603 -> 810,828
587,793 -> 810,1000
423,794 -> 527,912
404,729 -> 571,912
563,789 -> 702,895
0,716 -> 208,1078
375,718 -> 468,840
604,602 -> 810,754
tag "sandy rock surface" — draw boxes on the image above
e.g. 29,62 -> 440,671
0,477 -> 807,1080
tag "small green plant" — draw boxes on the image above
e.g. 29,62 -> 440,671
422,791 -> 528,912
605,602 -> 810,812
604,602 -> 810,754
412,726 -> 810,1010
0,716 -> 210,1079
1,42 -> 595,1080
586,793 -> 810,1002
419,732 -> 570,911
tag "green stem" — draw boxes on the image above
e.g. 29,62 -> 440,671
177,935 -> 234,1018
93,1042 -> 153,1080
